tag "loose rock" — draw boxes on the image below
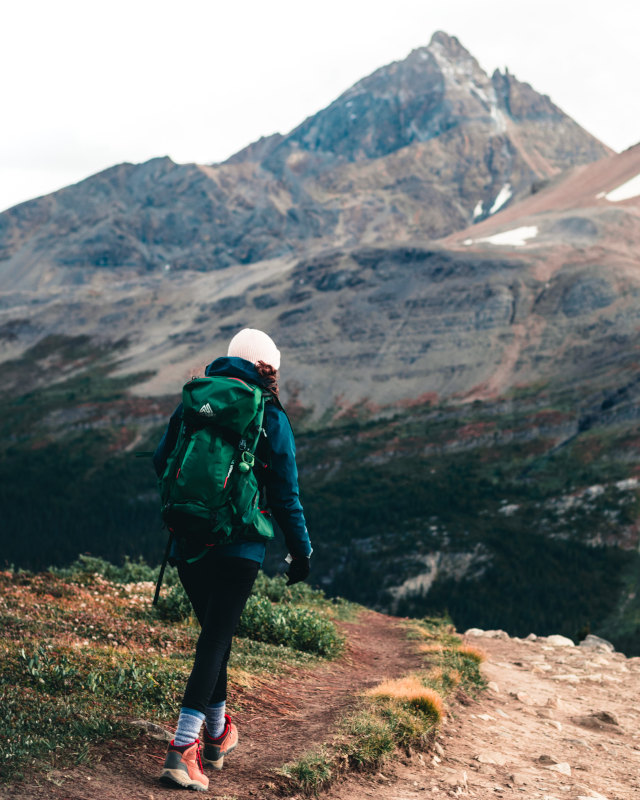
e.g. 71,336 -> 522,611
576,793 -> 608,800
579,634 -> 615,653
483,629 -> 510,639
512,690 -> 535,705
545,635 -> 575,647
573,711 -> 620,731
552,674 -> 581,684
129,719 -> 173,742
592,711 -> 619,726
476,751 -> 508,766
546,761 -> 571,775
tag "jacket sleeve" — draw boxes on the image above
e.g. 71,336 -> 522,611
152,403 -> 183,478
264,403 -> 312,560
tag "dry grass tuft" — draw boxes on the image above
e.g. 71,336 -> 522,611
426,666 -> 461,690
448,668 -> 462,685
418,643 -> 444,654
458,644 -> 487,663
367,676 -> 444,720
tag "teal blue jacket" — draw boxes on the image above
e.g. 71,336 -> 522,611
153,357 -> 312,564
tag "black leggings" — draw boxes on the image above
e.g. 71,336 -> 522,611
178,553 -> 260,713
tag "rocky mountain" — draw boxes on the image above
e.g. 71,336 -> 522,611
2,143 -> 639,421
0,32 -> 609,291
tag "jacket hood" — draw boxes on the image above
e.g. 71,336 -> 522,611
205,356 -> 265,386
206,356 -> 284,410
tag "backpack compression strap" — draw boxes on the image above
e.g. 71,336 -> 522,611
182,407 -> 251,451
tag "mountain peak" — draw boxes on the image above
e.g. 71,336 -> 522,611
429,30 -> 465,53
407,31 -> 473,68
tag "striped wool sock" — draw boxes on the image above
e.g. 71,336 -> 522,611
173,707 -> 205,747
204,700 -> 226,739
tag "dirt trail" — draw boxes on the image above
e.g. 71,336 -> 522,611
7,610 -> 422,800
8,621 -> 640,800
323,630 -> 640,800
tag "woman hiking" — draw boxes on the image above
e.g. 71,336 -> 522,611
153,328 -> 312,792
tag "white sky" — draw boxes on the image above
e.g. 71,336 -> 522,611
1,0 -> 638,213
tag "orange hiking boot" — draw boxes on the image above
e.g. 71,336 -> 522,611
202,713 -> 238,770
160,739 -> 209,792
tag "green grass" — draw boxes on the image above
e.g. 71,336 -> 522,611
280,748 -> 334,795
0,562 -> 347,783
236,595 -> 344,656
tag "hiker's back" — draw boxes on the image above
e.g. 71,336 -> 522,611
158,374 -> 274,556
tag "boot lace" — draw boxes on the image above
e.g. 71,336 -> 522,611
196,741 -> 205,774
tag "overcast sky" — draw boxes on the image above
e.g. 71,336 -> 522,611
1,0 -> 638,213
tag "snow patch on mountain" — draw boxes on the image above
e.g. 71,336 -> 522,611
464,225 -> 539,247
604,173 -> 640,202
489,100 -> 508,134
489,184 -> 512,214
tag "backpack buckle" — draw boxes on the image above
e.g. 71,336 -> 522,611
238,450 -> 254,473
238,438 -> 248,451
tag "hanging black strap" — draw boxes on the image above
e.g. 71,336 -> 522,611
153,530 -> 174,607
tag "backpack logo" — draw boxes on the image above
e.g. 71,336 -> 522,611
199,402 -> 214,417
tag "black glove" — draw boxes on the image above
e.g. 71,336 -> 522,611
286,556 -> 310,586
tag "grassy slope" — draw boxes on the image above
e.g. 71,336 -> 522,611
0,558 -> 348,783
0,556 -> 483,797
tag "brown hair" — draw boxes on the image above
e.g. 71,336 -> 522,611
255,360 -> 280,402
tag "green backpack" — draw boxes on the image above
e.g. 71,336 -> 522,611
158,375 -> 275,559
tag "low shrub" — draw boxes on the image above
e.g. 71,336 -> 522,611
154,581 -> 192,623
339,709 -> 396,767
236,595 -> 343,657
52,554 -> 172,586
150,567 -> 346,658
440,646 -> 487,691
252,572 -> 326,605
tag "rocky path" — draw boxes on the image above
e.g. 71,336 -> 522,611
323,630 -> 640,800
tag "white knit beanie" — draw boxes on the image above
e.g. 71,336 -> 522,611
227,328 -> 281,370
